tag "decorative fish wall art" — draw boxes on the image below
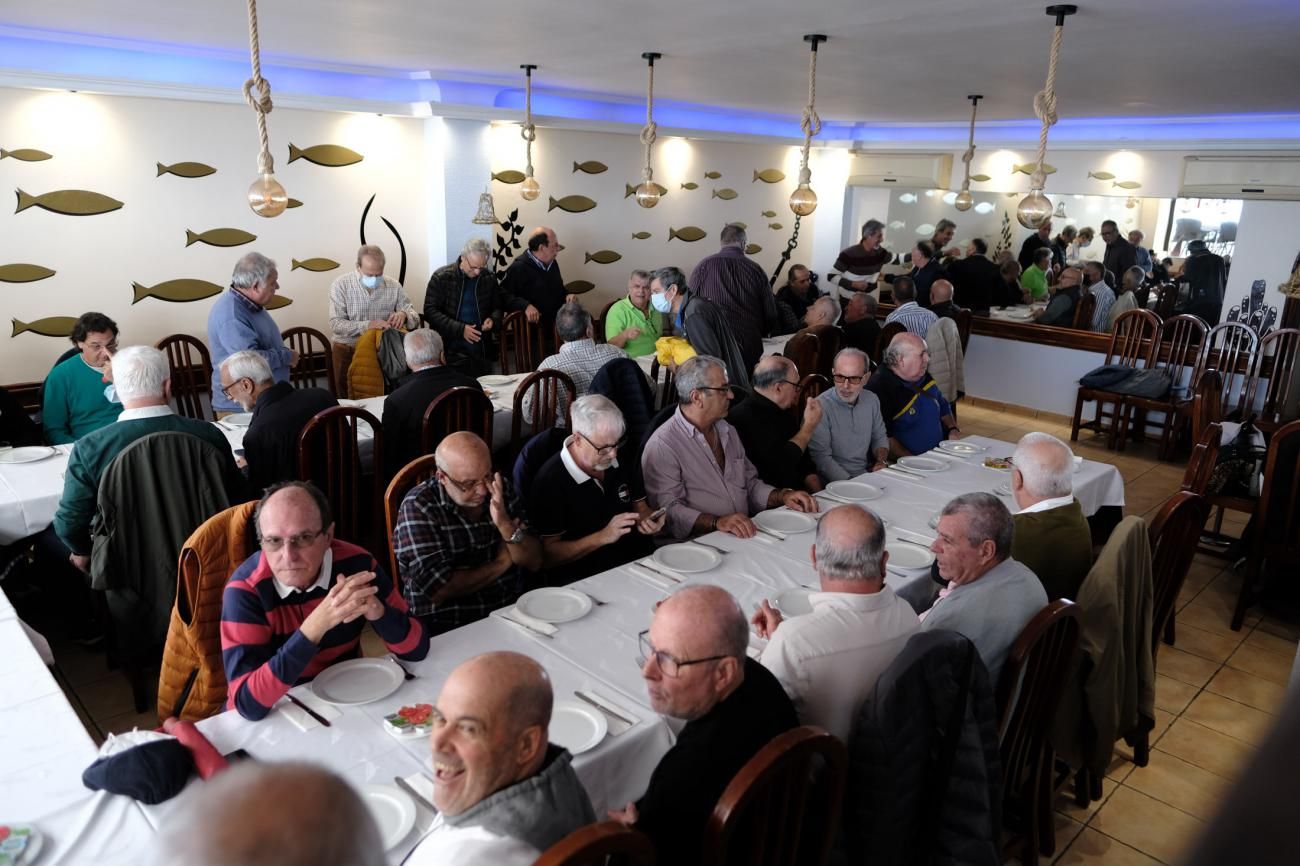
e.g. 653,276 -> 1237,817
565,280 -> 596,294
288,143 -> 364,167
915,223 -> 936,236
624,183 -> 668,199
1113,180 -> 1142,190
974,202 -> 995,214
492,170 -> 527,184
0,264 -> 56,283
897,193 -> 918,204
681,182 -> 699,190
132,279 -> 224,304
292,258 -> 341,272
668,226 -> 707,242
156,161 -> 216,178
185,228 -> 257,248
631,231 -> 652,240
753,169 -> 785,183
549,195 -> 597,214
0,148 -> 52,162
572,161 -> 608,174
585,250 -> 622,264
15,189 -> 123,216
712,188 -> 738,200
265,294 -> 294,309
12,316 -> 78,338
1013,162 -> 1057,175
969,174 -> 991,182
761,210 -> 777,218
889,220 -> 906,229
704,171 -> 722,179
768,222 -> 783,230
286,198 -> 304,208
744,244 -> 762,255
1087,171 -> 1115,180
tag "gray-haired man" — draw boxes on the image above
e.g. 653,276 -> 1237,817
209,252 -> 298,416
382,329 -> 483,476
424,238 -> 528,375
328,244 -> 419,396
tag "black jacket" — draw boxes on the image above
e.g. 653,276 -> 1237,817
911,260 -> 947,308
423,259 -> 525,358
727,390 -> 815,489
947,256 -> 1002,312
382,366 -> 483,477
502,253 -> 567,329
243,382 -> 337,495
1018,232 -> 1059,272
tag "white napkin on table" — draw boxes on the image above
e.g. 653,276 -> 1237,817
279,684 -> 342,731
492,606 -> 559,636
575,688 -> 641,737
628,564 -> 674,591
636,558 -> 687,583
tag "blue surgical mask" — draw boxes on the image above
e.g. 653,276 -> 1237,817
360,274 -> 383,290
650,292 -> 671,313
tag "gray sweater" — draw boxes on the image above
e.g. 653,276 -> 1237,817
808,389 -> 889,482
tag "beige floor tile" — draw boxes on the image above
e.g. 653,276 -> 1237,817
1243,627 -> 1299,657
1175,598 -> 1258,638
98,707 -> 162,736
1126,751 -> 1229,821
1157,717 -> 1254,781
1226,642 -> 1294,686
1148,708 -> 1176,746
51,641 -> 114,688
1153,646 -> 1221,688
1055,828 -> 1163,866
1205,666 -> 1288,716
1153,674 -> 1199,715
1254,615 -> 1300,642
1055,776 -> 1118,822
1104,746 -> 1136,783
1051,813 -> 1087,860
1165,622 -> 1244,664
1089,785 -> 1204,864
76,673 -> 152,723
1183,691 -> 1277,747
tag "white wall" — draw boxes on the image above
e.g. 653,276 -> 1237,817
964,334 -> 1105,418
1221,200 -> 1300,321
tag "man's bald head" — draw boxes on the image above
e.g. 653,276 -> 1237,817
930,279 -> 954,304
451,651 -> 553,734
813,505 -> 888,586
659,585 -> 749,660
752,355 -> 799,406
642,585 -> 749,720
434,432 -> 493,507
805,296 -> 839,328
1011,431 -> 1075,505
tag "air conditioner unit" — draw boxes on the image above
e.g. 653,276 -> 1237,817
847,152 -> 953,189
1180,156 -> 1300,200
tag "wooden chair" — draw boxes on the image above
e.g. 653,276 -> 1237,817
1181,422 -> 1222,498
792,374 -> 830,420
1234,418 -> 1300,630
702,726 -> 847,866
1242,327 -> 1300,433
997,600 -> 1081,861
954,307 -> 973,353
1071,291 -> 1097,330
420,386 -> 494,454
648,358 -> 676,410
155,334 -> 213,421
4,381 -> 44,417
594,299 -> 619,346
806,324 -> 843,378
298,405 -> 384,554
1148,490 -> 1211,662
511,369 -> 576,456
382,455 -> 438,583
283,326 -> 338,396
1117,313 -> 1207,457
874,321 -> 907,365
1153,281 -> 1179,320
498,311 -> 543,374
1070,309 -> 1159,449
1197,321 -> 1258,422
533,821 -> 656,866
782,331 -> 819,379
1189,370 -> 1223,447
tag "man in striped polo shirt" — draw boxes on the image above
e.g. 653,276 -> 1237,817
221,481 -> 428,721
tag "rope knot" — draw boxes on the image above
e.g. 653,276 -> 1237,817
243,76 -> 273,116
1033,89 -> 1058,127
961,146 -> 975,166
520,124 -> 536,143
640,122 -> 658,147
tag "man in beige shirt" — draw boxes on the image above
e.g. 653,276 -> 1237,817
328,244 -> 418,396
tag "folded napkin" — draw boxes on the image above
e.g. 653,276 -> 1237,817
280,684 -> 342,732
399,772 -> 438,813
576,688 -> 641,737
491,606 -> 559,636
628,564 -> 674,591
751,532 -> 779,546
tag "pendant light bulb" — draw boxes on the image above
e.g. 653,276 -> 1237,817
954,189 -> 974,212
1017,189 -> 1053,229
248,173 -> 287,218
520,175 -> 540,201
789,183 -> 818,217
635,181 -> 661,209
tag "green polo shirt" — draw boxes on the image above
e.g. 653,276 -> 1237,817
603,297 -> 663,357
1020,265 -> 1049,301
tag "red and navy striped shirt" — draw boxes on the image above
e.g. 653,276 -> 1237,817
220,539 -> 428,720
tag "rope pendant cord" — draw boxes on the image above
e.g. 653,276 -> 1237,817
640,58 -> 657,184
796,44 -> 822,186
242,0 -> 275,176
1030,23 -> 1065,191
521,66 -> 537,178
960,97 -> 979,191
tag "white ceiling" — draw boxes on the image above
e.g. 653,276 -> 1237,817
4,0 -> 1299,124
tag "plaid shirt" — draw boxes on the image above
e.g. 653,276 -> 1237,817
392,476 -> 526,630
521,339 -> 627,424
328,271 -> 418,346
885,301 -> 938,336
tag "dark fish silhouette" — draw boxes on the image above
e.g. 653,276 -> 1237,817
668,226 -> 707,242
1,148 -> 52,162
0,264 -> 56,283
288,143 -> 363,167
185,228 -> 257,248
157,161 -> 216,178
572,160 -> 608,174
12,316 -> 77,337
15,189 -> 123,216
549,195 -> 597,213
132,279 -> 224,304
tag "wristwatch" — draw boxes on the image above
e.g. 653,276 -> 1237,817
506,526 -> 526,545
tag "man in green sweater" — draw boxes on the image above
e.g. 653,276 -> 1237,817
1009,432 -> 1092,600
42,312 -> 124,444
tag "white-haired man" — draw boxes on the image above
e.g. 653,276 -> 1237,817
54,346 -> 241,572
424,237 -> 530,375
382,328 -> 483,476
810,348 -> 889,481
530,395 -> 666,583
208,252 -> 298,416
1009,432 -> 1092,600
522,302 -> 626,424
328,244 -> 419,397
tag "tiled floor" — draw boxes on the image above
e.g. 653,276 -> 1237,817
29,400 -> 1298,865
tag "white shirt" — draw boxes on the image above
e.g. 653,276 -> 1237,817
759,586 -> 921,743
117,405 -> 174,422
272,548 -> 333,599
558,436 -> 620,490
1016,494 -> 1075,516
405,816 -> 538,866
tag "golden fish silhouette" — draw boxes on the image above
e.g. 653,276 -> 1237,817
131,279 -> 224,304
572,160 -> 608,174
681,182 -> 699,190
186,228 -> 257,248
632,231 -> 652,240
0,264 -> 56,283
288,143 -> 363,167
265,294 -> 294,310
704,171 -> 722,179
712,188 -> 738,200
1012,162 -> 1057,175
585,250 -> 622,265
1087,171 -> 1116,181
761,210 -> 777,218
292,258 -> 340,272
744,244 -> 762,255
548,195 -> 597,213
565,280 -> 596,295
286,198 -> 304,208
732,222 -> 748,230
1,148 -> 52,162
969,173 -> 991,182
624,183 -> 668,199
668,226 -> 707,243
156,161 -> 216,178
768,222 -> 783,230
11,316 -> 77,338
492,170 -> 526,184
753,169 -> 785,184
1113,180 -> 1142,190
15,188 -> 123,216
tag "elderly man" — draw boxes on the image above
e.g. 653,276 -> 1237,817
774,264 -> 821,334
929,279 -> 964,321
424,237 -> 528,375
1020,247 -> 1053,303
908,240 -> 947,308
393,432 -> 541,633
55,346 -> 240,573
648,266 -> 751,390
502,226 -> 567,351
1101,220 -> 1138,283
1009,433 -> 1092,600
1034,266 -> 1083,327
407,652 -> 596,864
604,269 -> 662,356
1179,239 -> 1228,325
1129,229 -> 1153,277
209,252 -> 298,417
530,395 -> 666,582
752,505 -> 920,741
641,356 -> 816,540
221,480 -> 428,720
221,350 -> 336,494
1017,218 -> 1057,272
832,219 -> 893,300
43,311 -> 122,443
1107,266 -> 1143,329
726,356 -> 823,492
1081,261 -> 1116,331
690,223 -> 777,373
328,244 -> 419,397
867,333 -> 959,457
802,296 -> 839,329
884,276 -> 938,336
810,348 -> 889,481
946,238 -> 1001,311
383,329 -> 483,477
523,302 -> 626,424
922,492 -> 1047,684
609,585 -> 796,866
841,291 -> 881,355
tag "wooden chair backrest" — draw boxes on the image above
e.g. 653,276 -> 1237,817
648,358 -> 676,411
783,332 -> 819,380
1155,314 -> 1208,394
382,454 -> 438,581
421,386 -> 494,454
1200,322 -> 1258,419
155,333 -> 213,421
282,326 -> 338,396
1105,309 -> 1160,369
806,325 -> 843,379
498,311 -> 542,374
1244,328 -> 1300,427
875,321 -> 907,365
793,374 -> 830,420
1072,291 -> 1097,330
594,299 -> 619,346
297,405 -> 383,547
511,369 -> 576,455
1181,422 -> 1222,497
533,821 -> 656,866
954,308 -> 973,353
1148,491 -> 1211,659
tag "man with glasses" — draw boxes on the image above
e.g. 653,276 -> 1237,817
641,356 -> 817,540
648,266 -> 752,390
42,311 -> 123,443
608,585 -> 796,866
867,332 -> 960,458
529,396 -> 665,583
1100,220 -> 1138,285
424,237 -> 530,376
393,431 -> 541,633
809,348 -> 889,482
221,481 -> 428,721
726,356 -> 823,492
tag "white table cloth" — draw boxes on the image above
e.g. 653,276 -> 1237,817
987,304 -> 1047,323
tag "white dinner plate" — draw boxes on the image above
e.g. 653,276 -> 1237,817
897,455 -> 948,473
310,658 -> 405,705
754,510 -> 817,534
0,446 -> 58,465
824,480 -> 884,502
549,700 -> 608,754
479,375 -> 516,386
937,440 -> 987,455
360,785 -> 417,851
995,481 -> 1013,496
885,541 -> 936,570
653,543 -> 722,574
222,412 -> 254,427
773,587 -> 815,617
516,587 -> 593,623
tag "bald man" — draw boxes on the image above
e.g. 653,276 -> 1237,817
1009,432 -> 1092,600
928,279 -> 964,321
753,505 -> 920,741
501,226 -> 575,353
803,296 -> 839,329
609,585 -> 796,866
726,355 -> 823,492
160,762 -> 385,866
407,652 -> 596,865
867,332 -> 960,457
393,432 -> 541,634
1034,266 -> 1083,327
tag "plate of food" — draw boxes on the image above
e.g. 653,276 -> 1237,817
983,456 -> 1014,471
382,703 -> 434,739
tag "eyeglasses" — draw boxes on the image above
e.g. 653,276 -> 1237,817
258,529 -> 326,551
637,631 -> 730,678
776,379 -> 800,389
575,431 -> 625,456
83,340 -> 118,353
440,469 -> 493,494
220,377 -> 250,400
695,385 -> 733,396
831,373 -> 864,385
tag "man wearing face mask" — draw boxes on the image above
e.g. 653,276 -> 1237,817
328,244 -> 418,398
